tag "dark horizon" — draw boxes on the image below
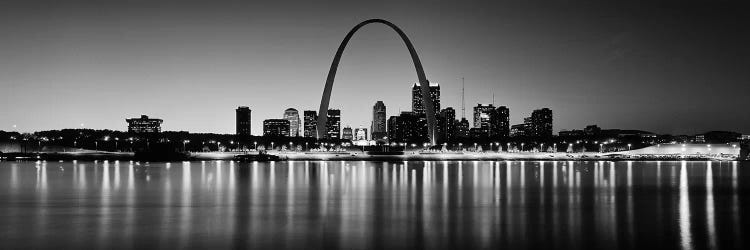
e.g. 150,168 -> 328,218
1,0 -> 748,135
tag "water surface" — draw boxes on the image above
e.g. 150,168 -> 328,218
0,160 -> 747,249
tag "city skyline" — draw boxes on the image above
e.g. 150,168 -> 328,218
2,0 -> 749,135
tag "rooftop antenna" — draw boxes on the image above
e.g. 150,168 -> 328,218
492,93 -> 495,106
461,77 -> 465,119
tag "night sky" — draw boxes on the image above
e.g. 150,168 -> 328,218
1,0 -> 748,135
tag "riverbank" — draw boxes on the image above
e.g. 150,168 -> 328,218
0,150 -> 741,162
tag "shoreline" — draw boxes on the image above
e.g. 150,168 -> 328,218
0,150 -> 741,162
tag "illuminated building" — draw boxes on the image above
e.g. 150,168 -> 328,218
456,118 -> 470,138
303,110 -> 317,138
411,82 -> 440,116
473,104 -> 495,136
283,108 -> 301,137
491,106 -> 510,137
342,126 -> 353,140
263,119 -> 290,137
326,109 -> 341,139
126,115 -> 163,134
530,108 -> 553,138
371,101 -> 387,141
355,127 -> 368,141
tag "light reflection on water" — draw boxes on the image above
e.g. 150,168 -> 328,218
0,160 -> 748,249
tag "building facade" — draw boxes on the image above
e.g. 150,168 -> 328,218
342,126 -> 353,140
530,108 -> 553,138
126,115 -> 163,134
439,107 -> 456,142
303,110 -> 318,138
387,112 -> 421,143
491,106 -> 510,138
326,109 -> 341,139
354,127 -> 368,141
263,119 -> 290,137
371,101 -> 387,141
510,123 -> 527,137
236,106 -> 252,137
456,118 -> 470,138
283,108 -> 301,137
411,82 -> 440,116
473,104 -> 495,136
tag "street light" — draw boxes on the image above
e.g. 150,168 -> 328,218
521,143 -> 525,152
271,142 -> 274,150
183,140 -> 190,152
254,141 -> 257,150
627,143 -> 632,151
507,142 -> 510,152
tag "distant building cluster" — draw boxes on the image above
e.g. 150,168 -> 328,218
219,81 -> 745,153
229,81 -> 555,145
385,82 -> 552,144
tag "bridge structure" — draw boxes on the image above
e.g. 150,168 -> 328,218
315,19 -> 437,145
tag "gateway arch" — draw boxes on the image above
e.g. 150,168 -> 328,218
316,19 -> 437,144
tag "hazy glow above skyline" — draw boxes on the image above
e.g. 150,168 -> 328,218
1,0 -> 748,135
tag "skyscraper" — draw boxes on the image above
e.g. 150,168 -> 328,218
490,106 -> 510,138
456,118 -> 470,138
530,108 -> 553,138
371,101 -> 387,141
303,110 -> 317,138
263,119 -> 290,137
283,108 -> 300,137
440,107 -> 456,142
411,82 -> 440,116
342,126 -> 353,140
236,106 -> 252,137
473,104 -> 495,135
326,109 -> 341,139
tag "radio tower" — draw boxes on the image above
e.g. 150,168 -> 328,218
461,77 -> 466,119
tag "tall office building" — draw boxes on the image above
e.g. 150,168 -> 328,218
473,104 -> 495,135
263,119 -> 290,137
490,106 -> 510,138
283,108 -> 300,137
236,106 -> 252,137
126,115 -> 163,134
303,110 -> 318,138
530,108 -> 553,138
387,112 -> 420,143
440,107 -> 456,142
387,116 -> 401,143
342,126 -> 354,140
326,109 -> 341,139
411,82 -> 440,116
371,101 -> 387,141
456,118 -> 470,138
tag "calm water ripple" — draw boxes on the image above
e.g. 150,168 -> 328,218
0,160 -> 748,249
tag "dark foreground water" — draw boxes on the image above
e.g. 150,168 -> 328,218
0,160 -> 748,249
